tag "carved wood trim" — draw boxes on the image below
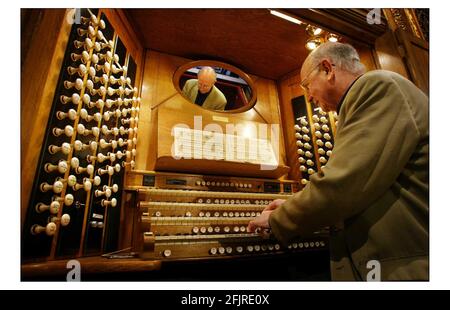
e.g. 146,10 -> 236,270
285,9 -> 387,45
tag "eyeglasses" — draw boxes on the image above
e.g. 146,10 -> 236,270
300,63 -> 335,92
299,63 -> 321,92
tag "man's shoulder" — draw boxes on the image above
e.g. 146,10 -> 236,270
352,70 -> 425,100
356,70 -> 409,87
185,79 -> 197,87
182,79 -> 198,95
341,70 -> 407,114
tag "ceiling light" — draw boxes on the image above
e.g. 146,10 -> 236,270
306,36 -> 324,51
306,25 -> 323,36
269,10 -> 303,25
326,33 -> 339,42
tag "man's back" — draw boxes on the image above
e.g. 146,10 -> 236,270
269,70 -> 429,280
331,70 -> 429,280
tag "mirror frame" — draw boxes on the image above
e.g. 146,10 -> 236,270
173,60 -> 257,113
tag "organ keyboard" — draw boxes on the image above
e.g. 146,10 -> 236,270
128,171 -> 328,260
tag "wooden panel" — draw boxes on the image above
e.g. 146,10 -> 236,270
137,50 -> 188,171
374,30 -> 410,79
352,41 -> 378,71
21,9 -> 43,69
252,76 -> 275,124
118,191 -> 138,250
137,50 -> 288,178
247,75 -> 288,173
21,9 -> 70,227
277,69 -> 303,181
22,256 -> 161,279
395,29 -> 429,94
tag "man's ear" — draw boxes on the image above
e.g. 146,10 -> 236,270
321,60 -> 333,74
321,59 -> 335,82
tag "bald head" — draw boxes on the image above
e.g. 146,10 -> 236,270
198,66 -> 217,79
300,42 -> 366,112
301,42 -> 365,78
197,66 -> 217,94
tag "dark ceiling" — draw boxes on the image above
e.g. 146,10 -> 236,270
125,9 -> 312,80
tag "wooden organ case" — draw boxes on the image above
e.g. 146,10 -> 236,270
21,8 -> 428,280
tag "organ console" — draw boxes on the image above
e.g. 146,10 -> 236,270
138,186 -> 326,260
120,170 -> 329,262
20,8 -> 428,281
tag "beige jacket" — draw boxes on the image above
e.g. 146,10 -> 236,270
182,79 -> 227,111
270,70 -> 429,280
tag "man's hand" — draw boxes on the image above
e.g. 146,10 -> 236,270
247,199 -> 286,233
247,210 -> 272,232
263,199 -> 286,212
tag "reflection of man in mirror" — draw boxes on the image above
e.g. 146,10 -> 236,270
182,66 -> 227,111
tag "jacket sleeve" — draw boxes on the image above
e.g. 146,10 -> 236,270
182,79 -> 195,101
182,80 -> 189,96
269,74 -> 422,245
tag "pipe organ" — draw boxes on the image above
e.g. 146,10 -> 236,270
22,9 -> 140,261
21,9 -> 327,277
21,8 -> 427,280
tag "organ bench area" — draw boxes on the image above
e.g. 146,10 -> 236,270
21,8 -> 428,280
